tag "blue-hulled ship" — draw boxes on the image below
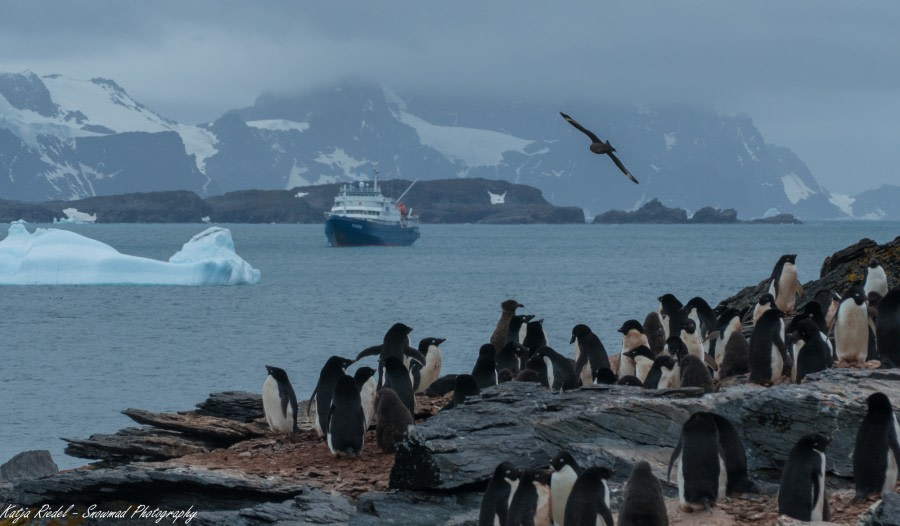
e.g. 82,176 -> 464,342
324,178 -> 420,247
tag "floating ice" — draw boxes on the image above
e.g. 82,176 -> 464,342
0,223 -> 260,285
53,208 -> 97,224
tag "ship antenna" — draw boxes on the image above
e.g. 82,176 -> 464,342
396,179 -> 418,205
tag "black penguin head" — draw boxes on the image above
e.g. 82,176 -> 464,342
617,319 -> 644,335
658,294 -> 683,313
757,293 -> 775,306
379,355 -> 405,371
515,314 -> 536,324
866,392 -> 893,414
624,345 -> 654,361
453,374 -> 481,397
503,341 -> 528,357
843,284 -> 866,306
570,323 -> 592,343
685,296 -> 711,311
353,366 -> 376,387
493,461 -> 519,482
715,308 -> 740,327
593,367 -> 617,384
653,354 -> 678,371
795,318 -> 820,342
679,318 -> 697,335
550,451 -> 580,473
333,374 -> 359,399
797,432 -> 831,452
418,337 -> 446,352
385,322 -> 414,341
478,343 -> 496,359
324,356 -> 354,373
520,469 -> 550,486
265,365 -> 289,382
782,254 -> 797,265
501,299 -> 524,312
616,375 -> 644,387
868,259 -> 882,269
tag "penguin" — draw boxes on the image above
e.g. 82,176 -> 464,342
497,341 -> 527,375
864,259 -> 889,299
562,466 -> 615,526
354,366 -> 377,430
515,369 -> 542,383
413,337 -> 446,394
527,346 -> 579,392
262,365 -> 299,433
679,319 -> 706,360
380,355 -> 416,415
472,343 -> 499,389
423,374 -> 458,396
491,299 -> 524,353
644,354 -> 680,389
618,460 -> 668,526
667,412 -> 727,512
355,323 -> 426,387
522,319 -> 548,356
684,297 -> 717,356
506,469 -> 551,526
616,375 -> 645,387
877,287 -> 900,367
309,355 -> 354,437
498,368 -> 515,383
658,293 -> 684,340
375,387 -> 414,453
867,292 -> 881,362
572,323 -> 612,386
443,374 -> 480,410
835,284 -> 869,364
853,392 -> 900,500
622,345 -> 655,384
703,412 -> 756,494
752,293 -> 776,324
814,288 -> 842,332
714,308 -> 743,367
549,451 -> 583,526
788,301 -> 828,336
768,254 -> 804,313
507,314 -> 535,346
593,367 -> 618,385
478,461 -> 519,526
326,374 -> 366,457
643,311 -> 668,355
778,433 -> 831,522
679,354 -> 714,393
718,319 -> 751,380
664,336 -> 688,361
792,318 -> 832,384
749,308 -> 787,385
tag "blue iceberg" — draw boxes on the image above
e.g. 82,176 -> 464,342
0,222 -> 261,285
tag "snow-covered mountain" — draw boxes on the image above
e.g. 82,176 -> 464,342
0,71 -> 877,219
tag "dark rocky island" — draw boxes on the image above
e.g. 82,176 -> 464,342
593,198 -> 802,224
2,236 -> 899,525
0,179 -> 584,225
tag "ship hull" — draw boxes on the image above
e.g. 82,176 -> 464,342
325,216 -> 420,247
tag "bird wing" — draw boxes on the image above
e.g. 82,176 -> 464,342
404,346 -> 427,366
560,112 -> 602,143
607,152 -> 639,184
356,345 -> 382,362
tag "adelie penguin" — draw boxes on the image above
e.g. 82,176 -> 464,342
668,412 -> 727,512
472,343 -> 499,389
622,345 -> 655,384
643,354 -> 680,389
522,319 -> 549,358
749,308 -> 787,386
549,451 -> 583,526
778,433 -> 830,522
563,466 -> 615,526
684,296 -> 717,356
527,346 -> 579,392
877,287 -> 900,367
496,341 -> 527,375
506,469 -> 552,526
442,374 -> 480,410
716,308 -> 750,379
643,311 -> 668,355
413,337 -> 446,394
375,387 -> 414,453
814,288 -> 842,333
309,356 -> 354,437
618,461 -> 668,526
617,319 -> 649,379
507,314 -> 535,346
679,354 -> 714,393
853,392 -> 900,501
356,323 -> 424,385
792,318 -> 832,384
478,461 -> 519,526
326,374 -> 366,457
572,323 -> 611,386
752,293 -> 776,324
380,355 -> 417,415
702,412 -> 756,495
835,284 -> 870,364
864,259 -> 889,299
658,293 -> 684,340
262,365 -> 299,433
354,366 -> 377,430
768,254 -> 804,313
491,299 -> 524,353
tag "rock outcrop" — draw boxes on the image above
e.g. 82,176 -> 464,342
593,198 -> 801,224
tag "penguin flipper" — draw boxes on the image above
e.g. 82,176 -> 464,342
404,346 -> 427,365
667,440 -> 682,482
888,415 -> 900,465
306,388 -> 318,416
356,345 -> 383,362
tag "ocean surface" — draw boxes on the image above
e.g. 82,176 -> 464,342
1,221 -> 897,469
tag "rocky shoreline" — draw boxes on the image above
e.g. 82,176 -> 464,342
593,198 -> 802,224
2,236 -> 899,525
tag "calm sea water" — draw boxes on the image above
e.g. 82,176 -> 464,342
1,222 -> 897,469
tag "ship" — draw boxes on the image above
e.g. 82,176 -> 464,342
324,178 -> 420,247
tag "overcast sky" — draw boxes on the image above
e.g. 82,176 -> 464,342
1,1 -> 897,194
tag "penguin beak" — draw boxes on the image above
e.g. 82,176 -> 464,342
437,338 -> 446,345
569,335 -> 576,344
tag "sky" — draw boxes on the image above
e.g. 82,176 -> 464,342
0,1 -> 897,195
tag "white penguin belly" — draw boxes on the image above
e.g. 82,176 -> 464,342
360,379 -> 376,429
770,343 -> 784,383
543,356 -> 556,390
416,347 -> 442,393
811,451 -> 826,522
551,467 -> 578,526
683,334 -> 704,360
534,482 -> 552,526
717,318 -> 740,366
659,365 -> 680,389
635,357 -> 654,383
573,340 -> 581,362
776,265 -> 800,312
676,455 -> 686,505
262,377 -> 293,433
865,268 -> 888,297
836,304 -> 869,362
717,454 -> 727,500
618,352 -> 636,377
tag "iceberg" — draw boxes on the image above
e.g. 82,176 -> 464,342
0,223 -> 261,285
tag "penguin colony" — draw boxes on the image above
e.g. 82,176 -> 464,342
258,256 -> 899,523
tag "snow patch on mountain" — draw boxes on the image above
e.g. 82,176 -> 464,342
246,119 -> 309,133
781,173 -> 814,204
828,193 -> 855,216
396,110 -> 533,167
664,133 -> 676,151
314,148 -> 370,180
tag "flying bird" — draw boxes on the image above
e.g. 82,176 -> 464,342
560,112 -> 639,184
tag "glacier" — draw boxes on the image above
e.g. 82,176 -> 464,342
0,223 -> 260,285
